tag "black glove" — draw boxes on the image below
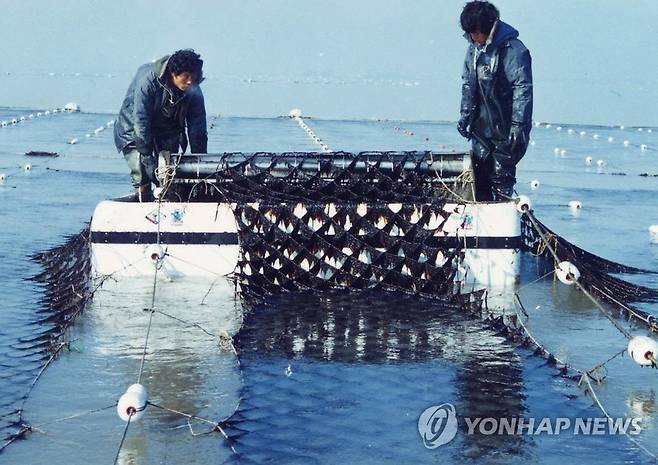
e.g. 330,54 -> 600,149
508,123 -> 528,154
457,117 -> 471,140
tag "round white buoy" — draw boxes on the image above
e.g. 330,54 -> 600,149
0,173 -> 6,182
555,261 -> 580,285
638,128 -> 644,132
28,114 -> 34,119
24,164 -> 32,172
553,147 -> 560,155
1,121 -> 6,127
620,125 -> 625,130
52,109 -> 59,114
117,384 -> 148,422
608,136 -> 614,142
68,138 -> 79,145
649,225 -> 658,243
36,112 -> 42,117
627,336 -> 658,367
585,156 -> 593,165
289,108 -> 302,118
516,195 -> 532,213
19,116 -> 25,121
44,111 -> 50,116
623,140 -> 630,147
85,134 -> 91,138
530,179 -> 540,189
534,121 -> 542,128
579,131 -> 586,136
596,159 -> 606,167
530,140 -> 536,146
567,128 -> 574,134
11,118 -> 18,124
568,200 -> 582,210
146,244 -> 164,262
640,144 -> 648,151
557,126 -> 563,131
545,124 -> 552,129
649,129 -> 654,133
560,149 -> 567,156
593,134 -> 600,140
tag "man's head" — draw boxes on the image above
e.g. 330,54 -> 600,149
166,49 -> 204,92
460,1 -> 499,45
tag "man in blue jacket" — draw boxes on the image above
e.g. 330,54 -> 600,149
114,49 -> 208,202
457,1 -> 533,201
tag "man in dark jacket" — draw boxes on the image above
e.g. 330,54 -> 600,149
457,1 -> 532,201
114,49 -> 208,201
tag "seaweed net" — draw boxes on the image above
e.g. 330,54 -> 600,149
166,151 -> 475,204
521,213 -> 658,330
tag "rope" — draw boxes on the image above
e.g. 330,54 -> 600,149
147,402 -> 236,454
113,414 -> 133,465
522,208 -> 634,340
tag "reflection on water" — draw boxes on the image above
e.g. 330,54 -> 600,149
2,277 -> 242,465
232,291 -> 527,463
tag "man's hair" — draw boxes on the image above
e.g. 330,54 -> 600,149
166,49 -> 204,81
460,1 -> 499,34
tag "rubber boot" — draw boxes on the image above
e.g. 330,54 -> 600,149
138,184 -> 154,203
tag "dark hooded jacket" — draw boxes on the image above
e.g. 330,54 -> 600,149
114,55 -> 208,156
460,21 -> 532,145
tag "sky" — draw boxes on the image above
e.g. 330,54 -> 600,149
2,0 -> 657,125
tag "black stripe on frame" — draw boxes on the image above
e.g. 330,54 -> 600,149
90,231 -> 521,249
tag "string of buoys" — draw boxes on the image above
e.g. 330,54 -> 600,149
288,108 -> 332,152
534,121 -> 655,153
0,102 -> 79,130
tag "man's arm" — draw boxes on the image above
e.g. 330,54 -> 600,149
458,48 -> 477,139
186,87 -> 208,154
133,77 -> 156,156
506,45 -> 533,127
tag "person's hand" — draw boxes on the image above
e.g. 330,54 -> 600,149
457,117 -> 471,140
508,123 -> 528,154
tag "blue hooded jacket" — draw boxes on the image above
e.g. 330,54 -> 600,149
460,21 -> 533,144
114,55 -> 208,156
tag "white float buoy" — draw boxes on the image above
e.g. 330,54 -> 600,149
289,108 -> 302,118
585,156 -> 593,166
557,126 -> 563,131
649,225 -> 658,244
545,124 -> 552,129
608,136 -> 614,142
568,200 -> 582,210
28,114 -> 34,119
1,121 -> 6,127
64,102 -> 80,112
68,138 -> 79,145
567,128 -> 574,134
640,144 -> 648,151
530,179 -> 540,190
638,128 -> 644,132
555,261 -> 580,285
560,149 -> 567,156
620,125 -> 625,130
623,140 -> 630,147
579,131 -> 586,136
0,173 -> 5,182
534,121 -> 542,128
11,118 -> 18,124
36,112 -> 42,117
593,134 -> 600,140
146,244 -> 164,262
627,336 -> 658,367
24,164 -> 32,172
553,147 -> 560,155
596,159 -> 606,167
19,116 -> 25,121
516,195 -> 532,213
85,133 -> 91,138
94,126 -> 105,134
117,384 -> 148,422
530,140 -> 536,146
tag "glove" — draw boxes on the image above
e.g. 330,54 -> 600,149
508,123 -> 528,155
457,117 -> 471,140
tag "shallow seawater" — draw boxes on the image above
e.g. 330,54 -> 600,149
1,107 -> 658,464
